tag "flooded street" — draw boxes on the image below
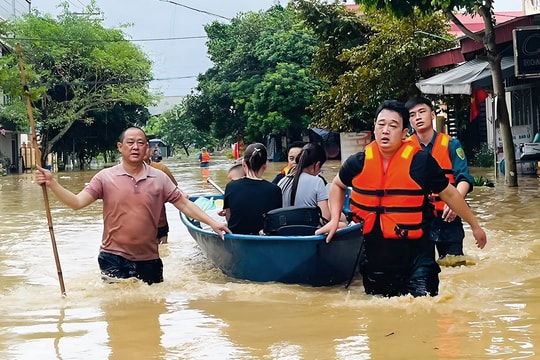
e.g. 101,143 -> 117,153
1,156 -> 540,359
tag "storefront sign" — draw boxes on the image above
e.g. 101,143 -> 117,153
513,26 -> 540,78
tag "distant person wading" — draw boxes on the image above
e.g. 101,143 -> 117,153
199,148 -> 210,168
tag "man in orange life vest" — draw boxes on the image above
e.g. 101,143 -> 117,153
198,147 -> 210,167
405,97 -> 474,263
316,100 -> 487,297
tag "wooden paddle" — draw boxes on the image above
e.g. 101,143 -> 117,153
16,43 -> 66,296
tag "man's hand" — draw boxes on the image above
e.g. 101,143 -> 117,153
315,219 -> 340,243
35,166 -> 54,187
441,204 -> 457,222
472,226 -> 487,249
210,220 -> 231,240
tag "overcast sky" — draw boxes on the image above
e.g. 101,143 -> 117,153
30,0 -> 522,97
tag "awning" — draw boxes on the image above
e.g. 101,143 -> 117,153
416,57 -> 514,95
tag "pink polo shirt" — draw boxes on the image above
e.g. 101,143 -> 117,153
84,163 -> 183,261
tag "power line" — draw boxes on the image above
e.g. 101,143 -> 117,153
37,75 -> 199,87
0,35 -> 207,43
66,0 -> 84,11
158,0 -> 231,21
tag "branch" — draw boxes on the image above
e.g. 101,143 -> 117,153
442,9 -> 483,43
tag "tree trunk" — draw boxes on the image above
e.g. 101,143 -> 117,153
485,29 -> 518,186
183,145 -> 190,157
446,7 -> 519,186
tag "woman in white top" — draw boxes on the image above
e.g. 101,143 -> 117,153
278,143 -> 331,221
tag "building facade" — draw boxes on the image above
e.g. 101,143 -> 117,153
417,7 -> 540,175
0,0 -> 31,174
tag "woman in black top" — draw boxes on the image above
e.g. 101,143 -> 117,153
223,143 -> 282,234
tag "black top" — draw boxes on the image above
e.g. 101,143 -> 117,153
224,178 -> 282,234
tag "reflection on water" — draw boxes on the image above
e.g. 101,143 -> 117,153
1,157 -> 540,359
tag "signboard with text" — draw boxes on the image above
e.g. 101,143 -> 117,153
513,26 -> 540,78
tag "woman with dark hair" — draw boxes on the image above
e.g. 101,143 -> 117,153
278,143 -> 331,221
223,143 -> 282,234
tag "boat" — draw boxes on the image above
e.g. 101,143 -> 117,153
179,195 -> 364,287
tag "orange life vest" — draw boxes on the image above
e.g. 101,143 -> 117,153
409,133 -> 454,212
280,163 -> 293,176
349,141 -> 427,240
200,151 -> 210,163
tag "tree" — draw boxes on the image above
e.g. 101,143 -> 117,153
190,4 -> 321,143
355,0 -> 518,186
54,103 -> 150,167
295,0 -> 450,131
148,100 -> 214,157
0,1 -> 156,165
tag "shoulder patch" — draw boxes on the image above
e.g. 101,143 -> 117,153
456,147 -> 466,160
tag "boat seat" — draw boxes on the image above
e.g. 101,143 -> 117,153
275,225 -> 318,236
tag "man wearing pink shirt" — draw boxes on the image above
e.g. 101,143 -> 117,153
36,127 -> 230,284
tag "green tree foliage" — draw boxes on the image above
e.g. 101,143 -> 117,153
149,100 -> 213,157
0,1 -> 156,165
295,0 -> 450,131
189,4 -> 322,143
353,0 -> 517,186
55,104 -> 150,166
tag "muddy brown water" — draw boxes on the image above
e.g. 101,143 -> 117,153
1,156 -> 539,359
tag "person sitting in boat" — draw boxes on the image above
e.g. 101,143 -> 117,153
278,143 -> 330,219
198,147 -> 210,167
278,143 -> 346,228
217,163 -> 245,217
223,143 -> 282,234
271,141 -> 305,184
226,162 -> 245,182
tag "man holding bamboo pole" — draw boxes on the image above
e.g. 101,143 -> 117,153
35,126 -> 230,284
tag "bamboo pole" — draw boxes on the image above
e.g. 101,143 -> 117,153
16,43 -> 66,296
206,177 -> 225,195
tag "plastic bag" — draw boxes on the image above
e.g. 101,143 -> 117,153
194,197 -> 216,211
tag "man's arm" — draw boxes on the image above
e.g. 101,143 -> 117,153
315,175 -> 347,243
439,184 -> 487,249
35,166 -> 96,210
443,139 -> 472,221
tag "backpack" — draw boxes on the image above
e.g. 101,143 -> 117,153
263,206 -> 327,235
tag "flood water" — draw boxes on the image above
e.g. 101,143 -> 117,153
1,155 -> 539,359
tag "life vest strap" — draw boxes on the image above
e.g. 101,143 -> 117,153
353,188 -> 425,196
352,200 -> 424,214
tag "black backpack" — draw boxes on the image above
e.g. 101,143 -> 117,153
263,206 -> 327,235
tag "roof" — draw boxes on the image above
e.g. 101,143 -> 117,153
420,14 -> 535,70
449,12 -> 524,37
416,56 -> 514,94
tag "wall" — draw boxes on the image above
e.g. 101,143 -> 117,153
524,0 -> 540,15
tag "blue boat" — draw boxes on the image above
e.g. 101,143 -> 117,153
179,195 -> 364,287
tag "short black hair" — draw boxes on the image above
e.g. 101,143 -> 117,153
404,96 -> 434,111
287,141 -> 306,152
118,126 -> 147,142
375,100 -> 410,130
